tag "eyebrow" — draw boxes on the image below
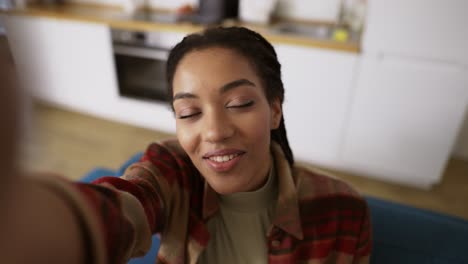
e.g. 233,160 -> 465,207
220,78 -> 256,93
172,78 -> 256,103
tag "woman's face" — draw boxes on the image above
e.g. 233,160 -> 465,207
172,47 -> 282,195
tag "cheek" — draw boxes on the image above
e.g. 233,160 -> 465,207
237,107 -> 272,142
176,122 -> 197,155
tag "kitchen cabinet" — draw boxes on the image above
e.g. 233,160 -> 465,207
275,44 -> 358,168
2,15 -> 179,133
364,0 -> 468,66
2,15 -> 119,117
341,55 -> 468,188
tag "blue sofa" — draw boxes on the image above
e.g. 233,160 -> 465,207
80,152 -> 468,264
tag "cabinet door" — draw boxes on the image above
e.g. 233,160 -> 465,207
275,44 -> 358,167
342,55 -> 468,187
364,0 -> 468,66
2,15 -> 118,115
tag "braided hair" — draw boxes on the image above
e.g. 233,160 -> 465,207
166,26 -> 294,166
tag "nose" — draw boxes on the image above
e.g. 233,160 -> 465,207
202,109 -> 235,143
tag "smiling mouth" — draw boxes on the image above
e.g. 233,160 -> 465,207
203,150 -> 245,172
207,153 -> 242,163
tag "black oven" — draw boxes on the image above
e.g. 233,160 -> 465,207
112,29 -> 171,103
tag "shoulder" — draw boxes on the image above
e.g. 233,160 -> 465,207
292,164 -> 368,212
143,138 -> 193,168
145,138 -> 188,159
128,138 -> 199,186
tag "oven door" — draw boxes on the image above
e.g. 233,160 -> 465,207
114,44 -> 170,103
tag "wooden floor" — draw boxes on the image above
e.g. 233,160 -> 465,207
20,103 -> 468,220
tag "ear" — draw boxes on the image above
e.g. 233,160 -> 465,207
270,98 -> 282,130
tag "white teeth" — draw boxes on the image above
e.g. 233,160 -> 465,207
209,154 -> 239,163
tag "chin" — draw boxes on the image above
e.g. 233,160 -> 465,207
209,181 -> 243,195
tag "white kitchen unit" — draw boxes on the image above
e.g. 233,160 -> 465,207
342,55 -> 468,188
2,15 -> 118,115
344,0 -> 468,188
275,44 -> 358,168
2,15 -> 177,133
364,0 -> 468,66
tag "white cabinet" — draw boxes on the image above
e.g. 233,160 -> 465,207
275,44 -> 358,167
364,0 -> 468,66
2,15 -> 178,133
2,15 -> 119,117
342,55 -> 468,188
356,0 -> 468,187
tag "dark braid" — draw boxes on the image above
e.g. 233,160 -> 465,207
166,26 -> 294,166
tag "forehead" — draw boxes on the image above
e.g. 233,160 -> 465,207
177,47 -> 254,74
172,47 -> 260,92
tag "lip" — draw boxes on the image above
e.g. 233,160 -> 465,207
203,148 -> 245,158
203,148 -> 246,173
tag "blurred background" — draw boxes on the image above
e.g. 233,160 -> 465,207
0,0 -> 467,220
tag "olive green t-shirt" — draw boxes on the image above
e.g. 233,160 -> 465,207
197,166 -> 278,264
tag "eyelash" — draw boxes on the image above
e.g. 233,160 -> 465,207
177,100 -> 254,119
227,100 -> 255,109
178,112 -> 201,119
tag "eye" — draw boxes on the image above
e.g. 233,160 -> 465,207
176,107 -> 201,119
178,112 -> 201,119
227,100 -> 255,109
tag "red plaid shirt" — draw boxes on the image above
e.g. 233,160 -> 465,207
65,139 -> 371,263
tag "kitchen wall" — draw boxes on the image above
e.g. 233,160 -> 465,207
66,0 -> 197,9
65,0 -> 342,22
67,0 -> 120,6
276,0 -> 341,22
145,0 -> 197,10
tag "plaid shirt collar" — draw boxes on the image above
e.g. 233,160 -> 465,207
202,142 -> 304,240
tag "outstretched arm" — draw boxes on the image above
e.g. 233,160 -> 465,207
0,175 -> 86,264
0,40 -> 154,263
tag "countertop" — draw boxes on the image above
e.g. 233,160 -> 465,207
1,3 -> 360,53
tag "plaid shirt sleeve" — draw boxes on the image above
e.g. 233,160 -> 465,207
38,140 -> 194,264
89,140 -> 195,263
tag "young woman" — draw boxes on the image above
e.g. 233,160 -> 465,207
0,27 -> 371,263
